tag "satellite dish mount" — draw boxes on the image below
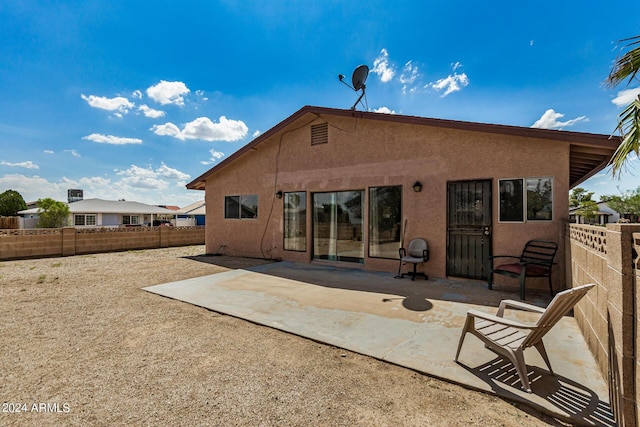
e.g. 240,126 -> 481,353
338,64 -> 369,110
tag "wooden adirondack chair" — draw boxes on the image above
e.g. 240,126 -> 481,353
454,283 -> 595,392
488,239 -> 558,300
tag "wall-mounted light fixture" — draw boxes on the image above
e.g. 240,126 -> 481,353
275,191 -> 283,199
412,181 -> 423,193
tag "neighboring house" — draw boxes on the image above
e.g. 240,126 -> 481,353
176,200 -> 206,226
569,200 -> 621,225
18,198 -> 177,228
186,106 -> 619,290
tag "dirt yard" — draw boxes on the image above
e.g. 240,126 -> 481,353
0,246 -> 566,426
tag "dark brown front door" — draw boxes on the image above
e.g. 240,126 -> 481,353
446,180 -> 492,280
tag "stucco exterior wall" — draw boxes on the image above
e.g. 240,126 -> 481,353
204,113 -> 569,289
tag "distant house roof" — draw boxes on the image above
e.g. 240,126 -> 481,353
18,198 -> 177,215
569,200 -> 618,216
177,200 -> 205,215
186,105 -> 620,191
159,205 -> 181,211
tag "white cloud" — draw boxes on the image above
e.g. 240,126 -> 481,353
64,149 -> 81,158
427,72 -> 469,97
0,173 -> 201,206
372,106 -> 396,114
195,89 -> 208,101
156,163 -> 190,181
114,163 -> 190,190
399,61 -> 420,94
80,94 -> 134,114
82,133 -> 143,145
149,122 -> 181,138
200,149 -> 226,165
146,80 -> 190,106
252,130 -> 262,138
132,90 -> 143,99
138,104 -> 166,118
151,116 -> 248,142
44,150 -> 54,154
372,48 -> 395,83
531,109 -> 588,129
611,87 -> 640,107
1,160 -> 39,169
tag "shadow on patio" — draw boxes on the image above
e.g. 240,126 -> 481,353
147,256 -> 614,426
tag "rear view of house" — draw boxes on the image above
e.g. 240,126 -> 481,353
187,106 -> 618,292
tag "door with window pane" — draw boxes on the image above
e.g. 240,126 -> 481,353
446,180 -> 492,279
313,191 -> 364,263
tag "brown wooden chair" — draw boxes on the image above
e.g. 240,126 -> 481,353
488,240 -> 558,300
455,284 -> 595,392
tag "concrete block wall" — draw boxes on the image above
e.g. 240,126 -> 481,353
0,226 -> 205,260
567,224 -> 640,427
634,232 -> 640,427
75,227 -> 161,254
0,229 -> 63,259
165,226 -> 206,247
566,225 -> 609,377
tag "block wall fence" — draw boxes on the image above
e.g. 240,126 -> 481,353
0,226 -> 205,260
566,223 -> 640,427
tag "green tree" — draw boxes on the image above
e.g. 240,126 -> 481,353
602,187 -> 640,219
569,187 -> 594,208
575,200 -> 599,224
36,198 -> 70,228
0,189 -> 27,216
606,35 -> 640,177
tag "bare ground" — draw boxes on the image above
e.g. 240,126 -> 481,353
0,246 -> 568,426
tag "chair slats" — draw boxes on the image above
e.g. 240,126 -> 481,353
488,239 -> 558,299
456,284 -> 595,392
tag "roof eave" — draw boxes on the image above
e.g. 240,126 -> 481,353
185,105 -> 620,190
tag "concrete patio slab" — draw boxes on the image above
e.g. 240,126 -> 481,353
143,260 -> 615,426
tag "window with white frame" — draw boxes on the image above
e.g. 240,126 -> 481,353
74,214 -> 96,226
499,177 -> 553,222
122,215 -> 140,225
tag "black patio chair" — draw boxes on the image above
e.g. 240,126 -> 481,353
488,239 -> 558,300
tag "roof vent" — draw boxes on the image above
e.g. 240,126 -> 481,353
311,123 -> 328,145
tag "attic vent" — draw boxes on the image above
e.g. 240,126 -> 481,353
310,123 -> 328,145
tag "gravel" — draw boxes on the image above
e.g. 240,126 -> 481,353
0,246 -> 564,426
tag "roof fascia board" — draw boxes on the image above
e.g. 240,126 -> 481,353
186,105 -> 619,189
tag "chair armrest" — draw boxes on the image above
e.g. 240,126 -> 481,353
497,299 -> 546,317
422,249 -> 429,262
467,309 -> 536,329
488,255 -> 519,266
399,248 -> 407,258
488,255 -> 520,260
521,260 -> 553,268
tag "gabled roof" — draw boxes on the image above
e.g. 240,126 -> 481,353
177,200 -> 206,215
186,105 -> 621,190
18,198 -> 177,215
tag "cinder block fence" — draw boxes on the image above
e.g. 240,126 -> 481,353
567,223 -> 640,427
0,226 -> 205,260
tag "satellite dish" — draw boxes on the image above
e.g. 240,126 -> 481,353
352,65 -> 369,91
338,64 -> 369,110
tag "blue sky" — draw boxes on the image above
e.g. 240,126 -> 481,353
1,1 -> 639,206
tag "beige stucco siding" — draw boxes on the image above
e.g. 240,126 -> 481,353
204,113 -> 570,289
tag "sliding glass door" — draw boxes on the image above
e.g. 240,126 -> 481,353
313,191 -> 364,263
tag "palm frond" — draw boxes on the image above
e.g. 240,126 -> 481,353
606,35 -> 640,88
610,95 -> 640,177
